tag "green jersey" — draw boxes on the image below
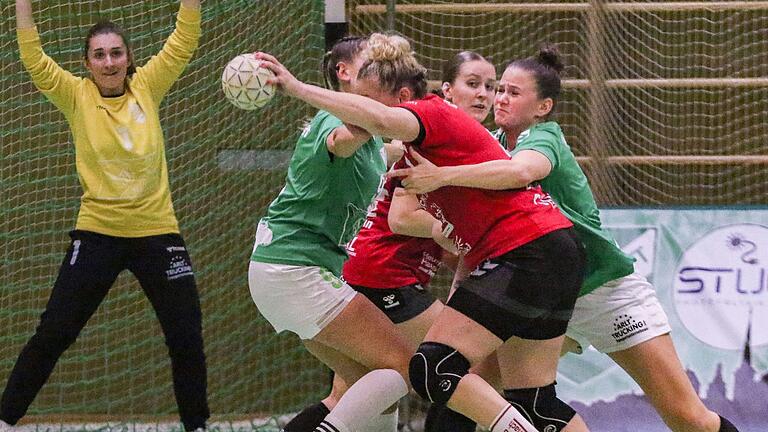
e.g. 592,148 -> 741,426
496,122 -> 635,295
251,110 -> 386,275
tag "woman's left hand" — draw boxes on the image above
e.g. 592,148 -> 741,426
253,52 -> 303,97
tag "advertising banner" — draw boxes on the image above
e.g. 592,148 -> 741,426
557,208 -> 768,431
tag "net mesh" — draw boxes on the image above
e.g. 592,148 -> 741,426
3,0 -> 768,430
1,0 -> 328,427
347,0 -> 768,428
349,0 -> 768,206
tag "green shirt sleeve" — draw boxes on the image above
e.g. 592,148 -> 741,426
307,110 -> 343,162
513,127 -> 561,171
286,111 -> 343,200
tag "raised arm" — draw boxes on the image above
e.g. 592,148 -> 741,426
389,148 -> 552,193
136,0 -> 202,104
255,52 -> 421,142
16,0 -> 79,114
16,0 -> 34,29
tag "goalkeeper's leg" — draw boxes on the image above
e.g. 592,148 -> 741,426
131,234 -> 209,432
1,232 -> 121,425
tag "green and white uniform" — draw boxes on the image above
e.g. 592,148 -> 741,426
249,110 -> 386,339
498,122 -> 670,353
497,123 -> 634,295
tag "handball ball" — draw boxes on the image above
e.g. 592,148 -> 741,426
221,54 -> 275,110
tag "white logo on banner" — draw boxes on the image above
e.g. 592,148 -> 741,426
674,224 -> 768,350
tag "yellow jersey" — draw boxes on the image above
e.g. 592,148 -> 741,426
17,5 -> 201,237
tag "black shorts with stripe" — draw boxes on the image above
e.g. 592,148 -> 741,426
349,283 -> 437,324
447,227 -> 586,341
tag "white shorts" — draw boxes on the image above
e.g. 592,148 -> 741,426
565,273 -> 671,354
248,261 -> 357,340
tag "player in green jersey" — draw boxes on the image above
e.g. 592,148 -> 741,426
248,37 -> 415,432
390,45 -> 739,432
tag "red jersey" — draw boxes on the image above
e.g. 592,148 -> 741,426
397,94 -> 572,270
343,174 -> 443,288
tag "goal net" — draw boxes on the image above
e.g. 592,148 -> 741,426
3,0 -> 768,431
349,0 -> 768,206
1,0 -> 329,429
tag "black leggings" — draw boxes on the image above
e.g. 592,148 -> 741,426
0,230 -> 209,431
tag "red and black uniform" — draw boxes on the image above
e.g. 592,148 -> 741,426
398,95 -> 586,340
343,174 -> 444,323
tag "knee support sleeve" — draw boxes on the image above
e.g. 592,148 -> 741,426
718,415 -> 739,432
409,342 -> 470,405
503,383 -> 576,432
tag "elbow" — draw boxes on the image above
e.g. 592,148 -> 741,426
327,141 -> 355,158
326,134 -> 359,159
387,213 -> 409,235
366,116 -> 390,138
507,164 -> 543,188
518,168 -> 540,187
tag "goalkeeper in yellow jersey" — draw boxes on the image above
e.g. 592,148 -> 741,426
1,1 -> 208,431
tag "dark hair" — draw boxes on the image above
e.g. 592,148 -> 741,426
442,50 -> 488,84
506,43 -> 564,117
322,36 -> 367,91
358,33 -> 428,99
83,20 -> 136,76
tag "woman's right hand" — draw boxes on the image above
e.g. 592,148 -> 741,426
388,148 -> 446,194
253,52 -> 304,97
16,0 -> 36,29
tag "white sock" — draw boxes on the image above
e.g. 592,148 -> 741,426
490,403 -> 537,432
366,408 -> 399,432
315,369 -> 408,432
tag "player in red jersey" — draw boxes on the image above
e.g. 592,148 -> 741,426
257,33 -> 588,432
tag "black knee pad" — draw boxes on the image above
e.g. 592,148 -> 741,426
503,383 -> 576,432
718,415 -> 739,432
424,404 -> 476,432
409,342 -> 470,405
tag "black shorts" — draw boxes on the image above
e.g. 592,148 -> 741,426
447,228 -> 586,341
350,283 -> 437,324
